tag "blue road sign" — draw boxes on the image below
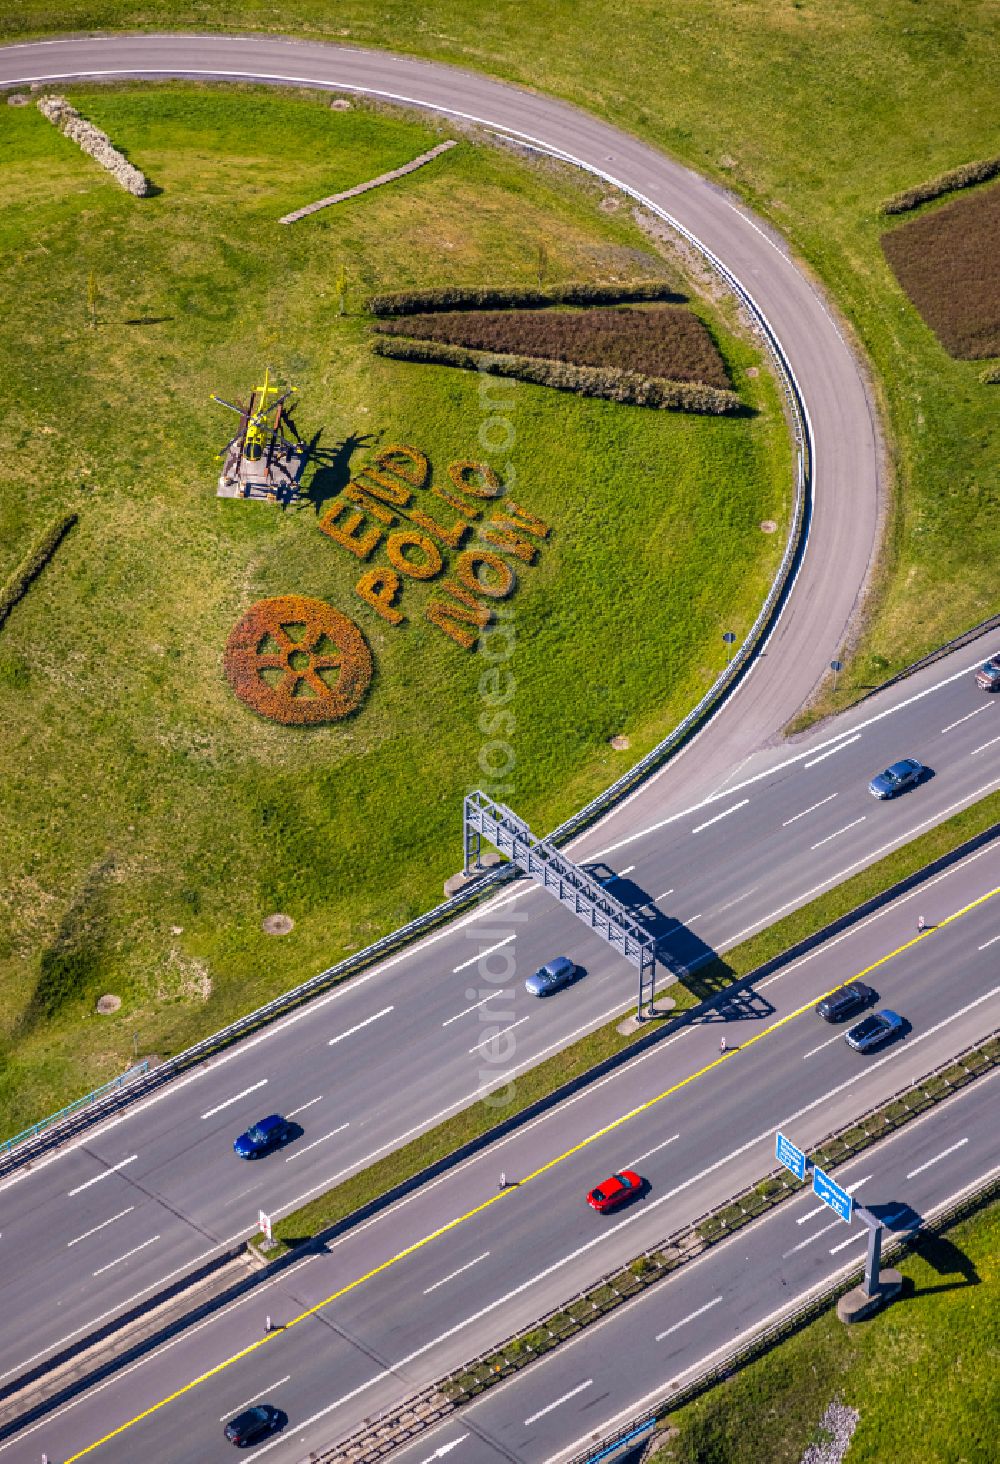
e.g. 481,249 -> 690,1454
813,1165 -> 853,1223
776,1131 -> 807,1181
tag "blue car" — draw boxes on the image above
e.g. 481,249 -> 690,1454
845,1009 -> 904,1053
869,758 -> 923,800
233,1114 -> 293,1159
525,956 -> 576,996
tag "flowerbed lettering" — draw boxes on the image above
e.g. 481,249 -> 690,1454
318,446 -> 550,650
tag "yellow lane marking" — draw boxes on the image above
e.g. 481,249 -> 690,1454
65,881 -> 999,1460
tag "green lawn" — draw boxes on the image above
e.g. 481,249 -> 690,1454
8,4 -> 999,697
0,84 -> 787,1132
659,1197 -> 999,1464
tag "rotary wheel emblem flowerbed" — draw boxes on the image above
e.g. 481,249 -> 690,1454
224,595 -> 373,724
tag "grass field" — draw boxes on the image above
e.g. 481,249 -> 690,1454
0,84 -> 787,1132
658,1196 -> 999,1464
8,1 -> 997,696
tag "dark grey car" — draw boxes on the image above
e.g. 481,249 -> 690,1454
816,981 -> 875,1023
525,956 -> 576,996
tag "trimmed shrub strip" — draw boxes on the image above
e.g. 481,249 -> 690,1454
882,154 -> 1000,214
881,182 -> 1000,358
0,511 -> 77,633
367,278 -> 684,315
372,335 -> 741,414
374,303 -> 731,388
37,96 -> 151,196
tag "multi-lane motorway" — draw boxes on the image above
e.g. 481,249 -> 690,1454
0,639 -> 996,1401
0,30 -> 996,1463
8,833 -> 997,1462
392,1072 -> 997,1464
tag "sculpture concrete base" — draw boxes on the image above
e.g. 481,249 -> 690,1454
837,1269 -> 903,1323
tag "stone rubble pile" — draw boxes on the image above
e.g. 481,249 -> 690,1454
36,94 -> 151,196
798,1400 -> 861,1464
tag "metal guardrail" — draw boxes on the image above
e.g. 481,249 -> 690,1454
0,1062 -> 149,1161
440,1033 -> 998,1402
851,607 -> 1000,707
321,1034 -> 997,1463
0,146 -> 812,1182
563,1169 -> 1000,1464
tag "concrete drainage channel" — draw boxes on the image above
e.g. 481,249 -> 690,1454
326,1033 -> 999,1464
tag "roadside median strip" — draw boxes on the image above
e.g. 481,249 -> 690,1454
328,1032 -> 999,1464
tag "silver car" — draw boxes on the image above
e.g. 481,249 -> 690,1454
525,956 -> 576,996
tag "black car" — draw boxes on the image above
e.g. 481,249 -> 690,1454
224,1405 -> 283,1447
815,981 -> 875,1023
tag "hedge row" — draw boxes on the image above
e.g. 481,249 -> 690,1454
371,336 -> 742,414
882,154 -> 1000,215
366,278 -> 684,316
0,511 -> 78,633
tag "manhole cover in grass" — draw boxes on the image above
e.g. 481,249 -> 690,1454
760,519 -> 777,533
96,994 -> 122,1014
262,913 -> 294,936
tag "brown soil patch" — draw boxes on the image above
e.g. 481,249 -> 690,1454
881,183 -> 1000,358
262,913 -> 294,936
96,994 -> 121,1014
375,305 -> 731,388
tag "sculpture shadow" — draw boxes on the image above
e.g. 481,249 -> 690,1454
300,430 -> 373,514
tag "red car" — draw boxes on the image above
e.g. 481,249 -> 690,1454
586,1170 -> 643,1213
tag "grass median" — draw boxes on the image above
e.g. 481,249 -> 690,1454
258,788 -> 999,1253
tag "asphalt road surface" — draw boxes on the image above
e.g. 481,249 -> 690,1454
388,1072 -> 998,1464
0,640 -> 996,1391
0,28 -> 882,810
9,841 -> 997,1462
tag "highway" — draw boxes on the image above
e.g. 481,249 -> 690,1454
7,840 -> 997,1462
0,639 -> 996,1395
390,1071 -> 998,1464
0,29 -> 994,1450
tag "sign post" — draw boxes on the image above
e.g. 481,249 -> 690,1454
723,630 -> 737,664
258,1209 -> 273,1243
